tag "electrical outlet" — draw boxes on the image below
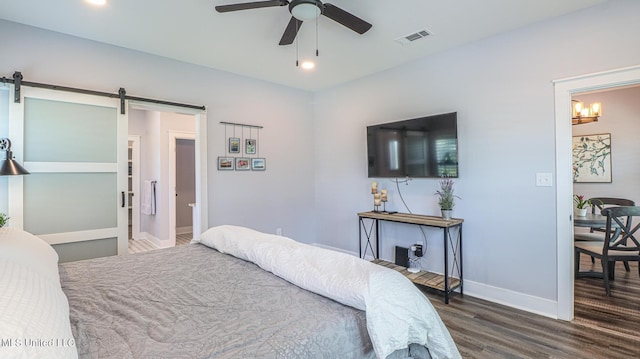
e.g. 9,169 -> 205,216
276,228 -> 282,236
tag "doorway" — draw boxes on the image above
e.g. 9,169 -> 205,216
569,85 -> 640,339
127,102 -> 207,251
170,133 -> 196,246
554,65 -> 640,320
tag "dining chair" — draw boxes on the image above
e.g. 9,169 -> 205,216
589,197 -> 635,231
574,206 -> 640,296
574,197 -> 635,271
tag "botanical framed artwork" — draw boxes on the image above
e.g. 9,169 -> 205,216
235,157 -> 250,171
245,139 -> 256,154
217,156 -> 234,171
572,133 -> 612,183
251,158 -> 266,171
229,137 -> 240,153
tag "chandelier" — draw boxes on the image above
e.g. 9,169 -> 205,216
572,100 -> 601,125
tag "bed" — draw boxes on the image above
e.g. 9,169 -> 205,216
0,225 -> 461,359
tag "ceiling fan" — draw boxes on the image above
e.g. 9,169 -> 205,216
215,0 -> 373,46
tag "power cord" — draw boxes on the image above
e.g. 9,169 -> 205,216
391,177 -> 429,261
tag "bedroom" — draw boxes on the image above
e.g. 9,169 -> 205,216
1,0 -> 640,357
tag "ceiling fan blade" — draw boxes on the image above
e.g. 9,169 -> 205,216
215,0 -> 288,13
322,3 -> 372,34
279,16 -> 303,45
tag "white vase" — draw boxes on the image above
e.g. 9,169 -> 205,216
575,208 -> 588,217
441,209 -> 453,220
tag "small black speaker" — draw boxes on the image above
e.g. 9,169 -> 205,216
395,246 -> 409,267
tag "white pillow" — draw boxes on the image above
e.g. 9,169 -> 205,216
197,224 -> 280,261
0,227 -> 61,282
197,224 -> 376,311
0,227 -> 78,358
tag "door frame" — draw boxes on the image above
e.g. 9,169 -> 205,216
169,131 -> 196,245
553,64 -> 640,320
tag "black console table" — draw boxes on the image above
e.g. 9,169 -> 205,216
357,211 -> 463,304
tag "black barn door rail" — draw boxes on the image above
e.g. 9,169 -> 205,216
1,71 -> 205,115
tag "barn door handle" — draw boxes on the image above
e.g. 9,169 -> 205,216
121,191 -> 125,208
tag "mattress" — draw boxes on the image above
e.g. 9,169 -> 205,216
59,243 -> 431,358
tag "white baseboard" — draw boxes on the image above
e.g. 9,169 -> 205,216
311,243 -> 558,319
140,232 -> 173,249
310,243 -> 377,262
462,280 -> 558,319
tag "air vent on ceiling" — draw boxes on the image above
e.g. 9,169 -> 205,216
395,29 -> 431,45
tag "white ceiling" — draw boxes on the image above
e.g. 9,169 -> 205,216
0,0 -> 608,91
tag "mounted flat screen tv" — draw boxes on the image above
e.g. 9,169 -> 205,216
367,112 -> 458,178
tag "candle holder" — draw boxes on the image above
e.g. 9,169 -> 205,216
371,182 -> 382,212
373,193 -> 381,212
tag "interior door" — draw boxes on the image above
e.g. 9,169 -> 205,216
8,86 -> 128,262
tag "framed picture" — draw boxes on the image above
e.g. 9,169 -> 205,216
217,156 -> 234,171
235,157 -> 250,171
251,158 -> 266,171
245,139 -> 256,154
572,133 -> 612,183
229,137 -> 240,153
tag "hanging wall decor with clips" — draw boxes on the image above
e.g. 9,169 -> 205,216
218,122 -> 265,171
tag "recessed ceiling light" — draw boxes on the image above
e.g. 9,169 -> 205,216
86,0 -> 107,6
300,61 -> 315,70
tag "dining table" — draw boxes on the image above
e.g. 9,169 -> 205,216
573,212 -> 609,229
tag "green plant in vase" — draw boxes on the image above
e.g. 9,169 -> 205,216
435,177 -> 460,220
0,213 -> 9,227
573,195 -> 593,217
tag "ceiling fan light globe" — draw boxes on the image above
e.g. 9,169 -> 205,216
85,0 -> 107,6
290,0 -> 322,20
301,61 -> 315,70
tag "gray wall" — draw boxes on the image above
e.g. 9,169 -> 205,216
312,0 -> 640,313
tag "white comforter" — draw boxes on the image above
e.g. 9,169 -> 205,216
194,225 -> 461,359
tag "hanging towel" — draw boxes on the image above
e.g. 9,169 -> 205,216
141,180 -> 156,215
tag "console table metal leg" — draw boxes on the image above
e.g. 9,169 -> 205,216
358,218 -> 362,259
444,227 -> 450,304
375,219 -> 379,259
358,217 -> 378,259
459,225 -> 463,296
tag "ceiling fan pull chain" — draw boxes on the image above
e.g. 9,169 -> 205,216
295,19 -> 300,67
316,14 -> 319,57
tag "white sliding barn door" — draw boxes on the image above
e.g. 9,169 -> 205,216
8,87 -> 128,261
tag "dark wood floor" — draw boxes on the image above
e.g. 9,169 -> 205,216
421,256 -> 640,358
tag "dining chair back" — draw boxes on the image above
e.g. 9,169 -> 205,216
589,197 -> 635,232
575,205 -> 640,296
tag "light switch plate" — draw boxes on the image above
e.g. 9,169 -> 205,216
536,172 -> 553,187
